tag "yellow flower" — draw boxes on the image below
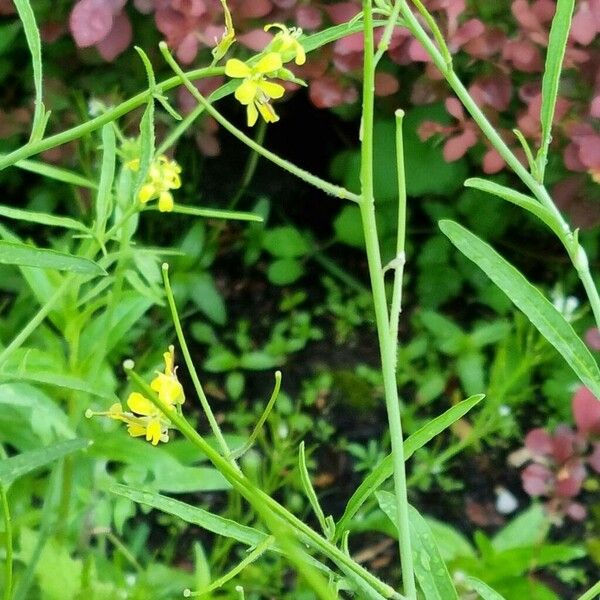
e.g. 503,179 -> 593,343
265,23 -> 306,66
126,155 -> 182,212
225,53 -> 285,127
86,346 -> 185,446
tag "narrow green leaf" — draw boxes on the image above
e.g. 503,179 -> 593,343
15,159 -> 97,189
0,439 -> 90,486
465,577 -> 507,600
0,205 -> 88,232
440,220 -> 600,399
95,124 -> 116,236
165,204 -> 263,222
537,0 -> 575,180
377,493 -> 458,600
0,369 -> 117,401
0,240 -> 106,276
463,178 -> 563,239
13,0 -> 45,141
335,394 -> 483,539
299,442 -> 330,537
110,483 -> 266,547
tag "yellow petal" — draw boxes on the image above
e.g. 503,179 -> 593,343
138,183 -> 155,204
225,58 -> 251,78
257,102 -> 279,124
163,347 -> 175,376
235,79 -> 258,105
247,102 -> 259,127
151,373 -> 183,405
294,42 -> 306,65
127,392 -> 156,416
255,52 -> 282,74
127,423 -> 147,438
257,80 -> 285,99
146,419 -> 162,445
158,191 -> 174,212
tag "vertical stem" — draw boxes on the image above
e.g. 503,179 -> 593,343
360,3 -> 416,598
389,109 -> 407,365
0,483 -> 12,600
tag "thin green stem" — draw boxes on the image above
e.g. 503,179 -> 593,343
576,579 -> 600,600
161,263 -> 233,460
398,3 -> 600,331
0,67 -> 225,171
0,277 -> 71,367
184,536 -> 274,597
0,483 -> 12,600
389,109 -> 407,366
159,42 -> 361,204
360,3 -> 415,598
125,368 -> 403,600
230,371 -> 281,460
374,0 -> 405,66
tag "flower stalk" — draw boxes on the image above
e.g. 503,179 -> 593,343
359,2 -> 415,598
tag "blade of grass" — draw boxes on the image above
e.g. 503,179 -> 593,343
0,439 -> 91,487
13,0 -> 46,141
0,240 -> 106,276
537,0 -> 575,181
15,159 -> 97,189
335,394 -> 483,539
0,205 -> 88,232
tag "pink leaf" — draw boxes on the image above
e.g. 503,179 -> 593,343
96,12 -> 132,61
521,463 -> 553,496
571,2 -> 598,46
445,96 -> 464,120
70,0 -> 114,48
296,6 -> 322,30
482,148 -> 505,174
572,386 -> 600,436
554,461 -> 586,497
374,72 -> 399,97
589,443 -> 600,473
565,501 -> 587,521
585,327 -> 600,350
525,428 -> 553,455
443,129 -> 477,161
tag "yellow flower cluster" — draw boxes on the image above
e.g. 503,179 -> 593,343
127,155 -> 182,212
86,346 -> 185,445
224,23 -> 305,127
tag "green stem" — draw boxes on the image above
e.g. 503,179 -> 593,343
0,67 -> 226,171
161,264 -> 233,460
230,371 -> 281,460
360,4 -> 415,599
576,579 -> 600,600
374,0 -> 405,66
0,277 -> 71,367
159,43 -> 361,204
0,483 -> 12,600
398,3 -> 600,331
185,536 -> 274,597
389,109 -> 407,366
126,368 -> 403,600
